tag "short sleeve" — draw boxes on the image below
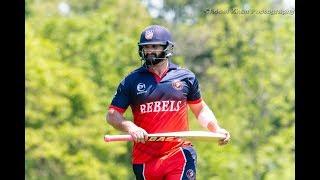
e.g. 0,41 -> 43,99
187,76 -> 202,104
109,78 -> 131,113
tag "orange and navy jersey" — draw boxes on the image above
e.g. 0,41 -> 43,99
109,62 -> 201,164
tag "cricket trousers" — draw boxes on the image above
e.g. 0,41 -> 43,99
133,146 -> 197,180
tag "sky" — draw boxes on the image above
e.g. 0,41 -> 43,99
283,0 -> 295,8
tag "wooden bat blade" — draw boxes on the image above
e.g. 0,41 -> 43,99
104,131 -> 226,142
150,131 -> 226,140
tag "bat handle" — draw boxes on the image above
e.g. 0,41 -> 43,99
104,135 -> 133,142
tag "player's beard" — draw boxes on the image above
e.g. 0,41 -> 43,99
145,51 -> 166,66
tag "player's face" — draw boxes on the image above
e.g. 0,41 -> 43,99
142,44 -> 164,59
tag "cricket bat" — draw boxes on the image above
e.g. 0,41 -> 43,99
104,131 -> 226,142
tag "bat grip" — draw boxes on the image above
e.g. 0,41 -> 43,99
104,135 -> 133,142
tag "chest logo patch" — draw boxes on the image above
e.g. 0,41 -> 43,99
137,83 -> 147,95
172,79 -> 183,90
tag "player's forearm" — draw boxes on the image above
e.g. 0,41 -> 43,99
107,109 -> 136,133
197,104 -> 221,132
207,121 -> 221,132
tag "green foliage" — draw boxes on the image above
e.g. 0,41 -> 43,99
26,0 -> 294,179
26,0 -> 150,179
161,0 -> 294,179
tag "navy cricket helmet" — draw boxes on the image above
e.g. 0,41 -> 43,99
138,25 -> 174,66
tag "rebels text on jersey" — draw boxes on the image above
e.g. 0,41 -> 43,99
109,62 -> 201,164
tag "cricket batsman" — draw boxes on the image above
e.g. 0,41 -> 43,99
107,25 -> 231,180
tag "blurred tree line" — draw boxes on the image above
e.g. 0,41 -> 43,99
26,0 -> 294,179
